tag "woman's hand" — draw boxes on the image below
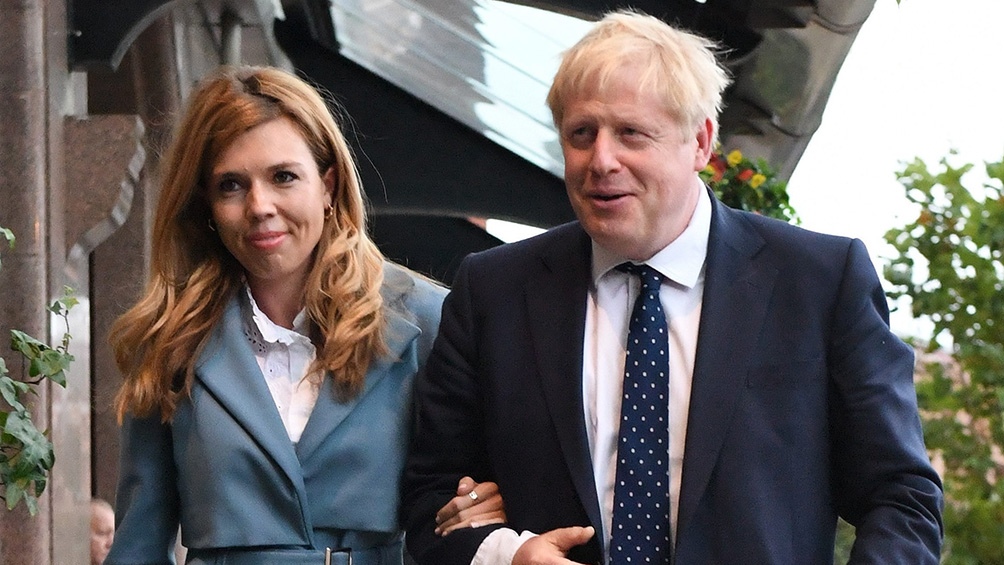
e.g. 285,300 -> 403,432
434,476 -> 507,536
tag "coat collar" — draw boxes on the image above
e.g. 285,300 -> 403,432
525,224 -> 607,540
193,267 -> 422,508
675,196 -> 778,540
194,296 -> 308,509
295,269 -> 421,460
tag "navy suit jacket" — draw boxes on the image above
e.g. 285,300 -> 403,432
403,196 -> 942,564
107,263 -> 446,565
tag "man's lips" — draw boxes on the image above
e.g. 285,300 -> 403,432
586,191 -> 630,203
246,231 -> 285,250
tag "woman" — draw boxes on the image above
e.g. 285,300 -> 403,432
105,66 -> 503,565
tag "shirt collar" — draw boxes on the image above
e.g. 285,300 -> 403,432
243,284 -> 311,346
591,187 -> 711,289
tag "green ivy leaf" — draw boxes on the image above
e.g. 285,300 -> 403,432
0,226 -> 12,272
47,290 -> 78,316
0,376 -> 30,411
0,225 -> 60,516
3,411 -> 55,471
10,330 -> 45,359
4,481 -> 25,511
29,349 -> 72,384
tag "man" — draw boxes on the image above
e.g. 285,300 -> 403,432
91,498 -> 115,565
403,10 -> 943,565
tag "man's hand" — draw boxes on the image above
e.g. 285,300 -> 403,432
434,476 -> 507,536
512,526 -> 595,565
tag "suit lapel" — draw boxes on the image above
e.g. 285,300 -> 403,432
526,225 -> 606,537
294,274 -> 421,461
676,199 -> 778,539
195,296 -> 308,501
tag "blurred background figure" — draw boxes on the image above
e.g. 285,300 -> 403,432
90,498 -> 114,565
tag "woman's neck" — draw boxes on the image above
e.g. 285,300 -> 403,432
246,277 -> 305,329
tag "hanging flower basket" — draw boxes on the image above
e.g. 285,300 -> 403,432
701,149 -> 798,223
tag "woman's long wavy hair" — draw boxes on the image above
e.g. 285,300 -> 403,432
111,66 -> 387,422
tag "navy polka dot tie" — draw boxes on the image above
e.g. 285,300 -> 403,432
610,263 -> 671,564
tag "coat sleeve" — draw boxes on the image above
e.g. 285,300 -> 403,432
104,413 -> 180,565
829,239 -> 943,563
401,256 -> 506,565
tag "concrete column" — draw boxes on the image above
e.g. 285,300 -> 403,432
0,0 -> 53,561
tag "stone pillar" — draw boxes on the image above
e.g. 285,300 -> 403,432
0,0 -> 54,562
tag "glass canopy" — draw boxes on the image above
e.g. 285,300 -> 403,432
330,0 -> 592,178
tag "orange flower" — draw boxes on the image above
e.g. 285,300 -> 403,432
737,169 -> 754,182
706,154 -> 726,181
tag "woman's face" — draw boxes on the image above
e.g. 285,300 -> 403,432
206,116 -> 334,296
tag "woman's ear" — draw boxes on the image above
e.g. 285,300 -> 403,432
323,167 -> 336,208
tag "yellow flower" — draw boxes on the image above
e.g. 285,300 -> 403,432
749,174 -> 766,188
726,150 -> 743,167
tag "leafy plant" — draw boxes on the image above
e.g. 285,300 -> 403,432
0,225 -> 76,516
883,153 -> 1004,564
700,148 -> 799,223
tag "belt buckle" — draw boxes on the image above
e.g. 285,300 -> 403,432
324,547 -> 352,565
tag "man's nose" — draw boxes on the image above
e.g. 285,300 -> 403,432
589,130 -> 621,174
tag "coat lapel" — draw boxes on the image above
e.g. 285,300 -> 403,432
195,296 -> 308,502
526,225 -> 606,537
675,199 -> 778,539
294,273 -> 421,461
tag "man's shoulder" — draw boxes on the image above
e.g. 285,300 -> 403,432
448,221 -> 589,294
467,221 -> 586,267
722,205 -> 856,256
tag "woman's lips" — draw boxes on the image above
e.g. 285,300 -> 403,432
247,231 -> 285,250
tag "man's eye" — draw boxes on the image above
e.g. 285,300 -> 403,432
565,127 -> 595,146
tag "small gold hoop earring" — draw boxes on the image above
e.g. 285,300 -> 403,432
324,204 -> 334,220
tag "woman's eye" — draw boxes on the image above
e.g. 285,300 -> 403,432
274,170 -> 298,184
217,178 -> 243,193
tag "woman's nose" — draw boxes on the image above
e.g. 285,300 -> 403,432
245,183 -> 276,217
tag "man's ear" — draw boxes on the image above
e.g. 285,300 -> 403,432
693,117 -> 715,171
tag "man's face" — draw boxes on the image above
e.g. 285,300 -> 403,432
90,503 -> 114,565
559,66 -> 712,261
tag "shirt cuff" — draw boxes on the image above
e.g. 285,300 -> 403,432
471,528 -> 538,565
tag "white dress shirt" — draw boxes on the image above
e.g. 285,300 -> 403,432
472,188 -> 711,565
242,286 -> 320,444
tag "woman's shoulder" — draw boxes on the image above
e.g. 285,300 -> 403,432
381,261 -> 447,323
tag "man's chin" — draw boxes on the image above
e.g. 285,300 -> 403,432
581,226 -> 649,261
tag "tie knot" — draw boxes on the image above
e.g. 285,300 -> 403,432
617,262 -> 663,293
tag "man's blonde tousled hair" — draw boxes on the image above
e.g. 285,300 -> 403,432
547,10 -> 732,141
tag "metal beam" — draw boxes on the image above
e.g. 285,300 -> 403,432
68,0 -> 176,70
